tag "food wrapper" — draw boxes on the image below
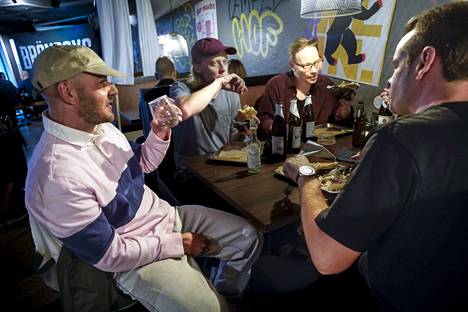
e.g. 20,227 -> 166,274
327,81 -> 360,100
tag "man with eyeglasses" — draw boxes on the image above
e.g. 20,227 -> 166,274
257,37 -> 354,136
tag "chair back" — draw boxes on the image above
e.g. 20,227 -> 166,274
139,85 -> 172,138
139,84 -> 180,206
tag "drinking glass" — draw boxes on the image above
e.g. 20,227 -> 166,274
148,95 -> 181,129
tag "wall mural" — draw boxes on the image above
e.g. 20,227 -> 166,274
317,0 -> 397,86
156,2 -> 197,74
231,9 -> 284,59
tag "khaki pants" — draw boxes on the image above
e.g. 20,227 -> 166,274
116,205 -> 263,312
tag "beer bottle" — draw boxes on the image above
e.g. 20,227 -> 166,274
352,101 -> 366,148
302,94 -> 315,142
271,102 -> 287,162
377,101 -> 393,125
287,98 -> 302,154
247,119 -> 262,173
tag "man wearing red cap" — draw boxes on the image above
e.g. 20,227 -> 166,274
170,37 -> 247,169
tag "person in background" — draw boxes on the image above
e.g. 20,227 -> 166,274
228,59 -> 247,78
26,45 -> 262,311
0,72 -> 6,80
154,56 -> 177,86
257,37 -> 354,136
0,72 -> 27,227
283,3 -> 468,311
18,70 -> 34,101
170,37 -> 247,169
18,70 -> 45,120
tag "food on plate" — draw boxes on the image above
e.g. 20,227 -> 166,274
216,148 -> 247,162
238,105 -> 257,120
310,161 -> 338,171
319,169 -> 351,193
327,81 -> 360,100
314,127 -> 352,137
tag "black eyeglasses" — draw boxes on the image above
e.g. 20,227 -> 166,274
294,58 -> 323,71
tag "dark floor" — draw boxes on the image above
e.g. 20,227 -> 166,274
1,119 -> 378,311
0,217 -> 377,311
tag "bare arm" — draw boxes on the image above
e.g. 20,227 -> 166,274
298,178 -> 361,274
283,156 -> 361,274
175,73 -> 247,120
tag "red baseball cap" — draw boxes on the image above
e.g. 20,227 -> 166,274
191,38 -> 237,63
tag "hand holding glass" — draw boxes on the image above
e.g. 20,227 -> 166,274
148,95 -> 182,129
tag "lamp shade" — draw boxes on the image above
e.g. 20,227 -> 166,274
158,33 -> 189,58
300,0 -> 362,18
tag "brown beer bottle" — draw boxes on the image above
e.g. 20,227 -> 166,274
287,98 -> 302,154
271,102 -> 287,162
377,101 -> 393,125
302,94 -> 315,142
352,101 -> 366,148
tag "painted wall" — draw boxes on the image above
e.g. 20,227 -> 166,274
156,0 -> 453,106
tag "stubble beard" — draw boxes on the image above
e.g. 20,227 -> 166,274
77,93 -> 114,125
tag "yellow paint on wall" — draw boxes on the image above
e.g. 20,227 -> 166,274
360,70 -> 374,84
317,18 -> 331,33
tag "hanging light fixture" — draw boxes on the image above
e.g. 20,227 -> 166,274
300,0 -> 362,18
160,0 -> 189,58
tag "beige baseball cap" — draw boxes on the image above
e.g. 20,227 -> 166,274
31,45 -> 126,91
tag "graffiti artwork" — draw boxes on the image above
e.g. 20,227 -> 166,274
317,0 -> 397,86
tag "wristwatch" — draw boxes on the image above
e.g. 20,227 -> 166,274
296,165 -> 316,183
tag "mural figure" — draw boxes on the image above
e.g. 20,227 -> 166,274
325,0 -> 382,65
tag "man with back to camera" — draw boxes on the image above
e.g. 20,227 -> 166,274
25,45 -> 262,312
169,38 -> 247,169
154,56 -> 177,86
283,2 -> 468,311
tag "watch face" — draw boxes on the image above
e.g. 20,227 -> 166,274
300,166 -> 315,176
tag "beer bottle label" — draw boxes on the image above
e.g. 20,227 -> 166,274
272,136 -> 285,155
292,127 -> 301,148
247,143 -> 261,172
305,121 -> 315,138
378,115 -> 393,125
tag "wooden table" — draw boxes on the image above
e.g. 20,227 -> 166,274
183,135 -> 354,233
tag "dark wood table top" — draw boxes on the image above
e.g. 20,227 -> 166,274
183,135 -> 355,232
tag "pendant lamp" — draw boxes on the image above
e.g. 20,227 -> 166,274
163,0 -> 189,57
300,0 -> 362,18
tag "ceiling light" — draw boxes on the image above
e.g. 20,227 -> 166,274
300,0 -> 362,18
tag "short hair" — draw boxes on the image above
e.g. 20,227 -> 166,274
288,37 -> 318,63
228,59 -> 247,78
403,2 -> 468,81
155,56 -> 175,78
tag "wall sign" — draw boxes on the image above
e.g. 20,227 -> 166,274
11,24 -> 98,71
195,0 -> 218,39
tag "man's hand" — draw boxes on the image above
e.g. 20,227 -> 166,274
181,232 -> 210,257
151,102 -> 182,140
283,155 -> 311,183
380,88 -> 391,108
335,89 -> 355,120
218,73 -> 248,94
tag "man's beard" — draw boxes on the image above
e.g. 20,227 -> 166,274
77,92 -> 114,125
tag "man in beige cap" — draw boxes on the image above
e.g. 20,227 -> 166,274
25,45 -> 262,311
